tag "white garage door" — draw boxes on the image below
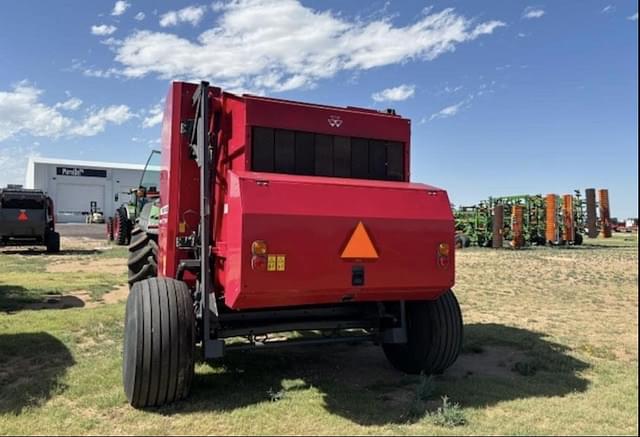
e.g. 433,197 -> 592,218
56,183 -> 105,222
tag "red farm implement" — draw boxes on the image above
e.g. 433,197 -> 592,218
122,82 -> 462,407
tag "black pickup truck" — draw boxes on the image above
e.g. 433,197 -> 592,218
0,186 -> 60,252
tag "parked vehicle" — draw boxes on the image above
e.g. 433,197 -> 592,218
0,186 -> 60,252
107,150 -> 160,245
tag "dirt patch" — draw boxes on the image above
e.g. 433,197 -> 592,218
101,284 -> 129,305
446,346 -> 527,379
46,257 -> 126,274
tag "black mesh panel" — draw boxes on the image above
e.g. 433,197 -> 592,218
251,127 -> 404,181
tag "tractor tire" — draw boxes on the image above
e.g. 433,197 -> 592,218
574,233 -> 583,246
115,208 -> 131,246
123,277 -> 195,408
128,229 -> 158,288
383,290 -> 463,375
456,234 -> 470,248
462,235 -> 471,248
131,226 -> 144,238
45,231 -> 60,253
106,217 -> 115,241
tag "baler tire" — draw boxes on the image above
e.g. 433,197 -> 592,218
383,290 -> 463,375
116,208 -> 131,246
123,278 -> 195,408
131,226 -> 143,237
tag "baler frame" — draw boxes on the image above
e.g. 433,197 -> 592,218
175,82 -> 410,358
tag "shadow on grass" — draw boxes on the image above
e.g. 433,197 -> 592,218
0,285 -> 85,312
150,323 -> 590,426
0,332 -> 75,415
0,249 -> 101,256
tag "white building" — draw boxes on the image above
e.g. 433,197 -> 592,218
25,157 -> 158,223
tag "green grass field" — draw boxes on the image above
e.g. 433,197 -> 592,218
0,235 -> 637,435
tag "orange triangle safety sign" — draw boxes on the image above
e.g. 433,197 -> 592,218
341,221 -> 378,259
18,210 -> 28,221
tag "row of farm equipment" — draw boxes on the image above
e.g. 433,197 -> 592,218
454,188 -> 615,249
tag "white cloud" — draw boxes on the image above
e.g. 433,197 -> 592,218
0,82 -> 132,142
371,84 -> 415,102
601,5 -> 615,14
159,5 -> 208,27
134,12 -> 146,21
142,103 -> 164,128
83,67 -> 120,78
628,12 -> 638,21
522,7 -> 545,19
54,97 -> 83,111
0,145 -> 40,188
70,105 -> 134,136
443,85 -> 463,94
429,100 -> 466,121
112,1 -> 130,16
112,0 -> 504,93
211,2 -> 225,12
0,82 -> 73,141
426,82 -> 497,122
91,24 -> 117,36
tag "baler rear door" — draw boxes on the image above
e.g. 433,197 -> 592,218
223,171 -> 455,309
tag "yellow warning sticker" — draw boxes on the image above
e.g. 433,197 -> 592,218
276,255 -> 286,271
267,255 -> 276,271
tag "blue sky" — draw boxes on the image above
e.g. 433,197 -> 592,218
0,0 -> 637,217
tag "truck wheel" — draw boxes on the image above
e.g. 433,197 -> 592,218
116,208 -> 131,246
45,231 -> 60,253
128,229 -> 158,288
383,290 -> 463,375
123,278 -> 195,408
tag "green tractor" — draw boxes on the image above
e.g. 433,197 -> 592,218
108,150 -> 161,246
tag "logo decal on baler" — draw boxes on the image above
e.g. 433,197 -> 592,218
328,115 -> 343,128
341,221 -> 378,259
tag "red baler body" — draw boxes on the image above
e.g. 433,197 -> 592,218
159,82 -> 454,310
